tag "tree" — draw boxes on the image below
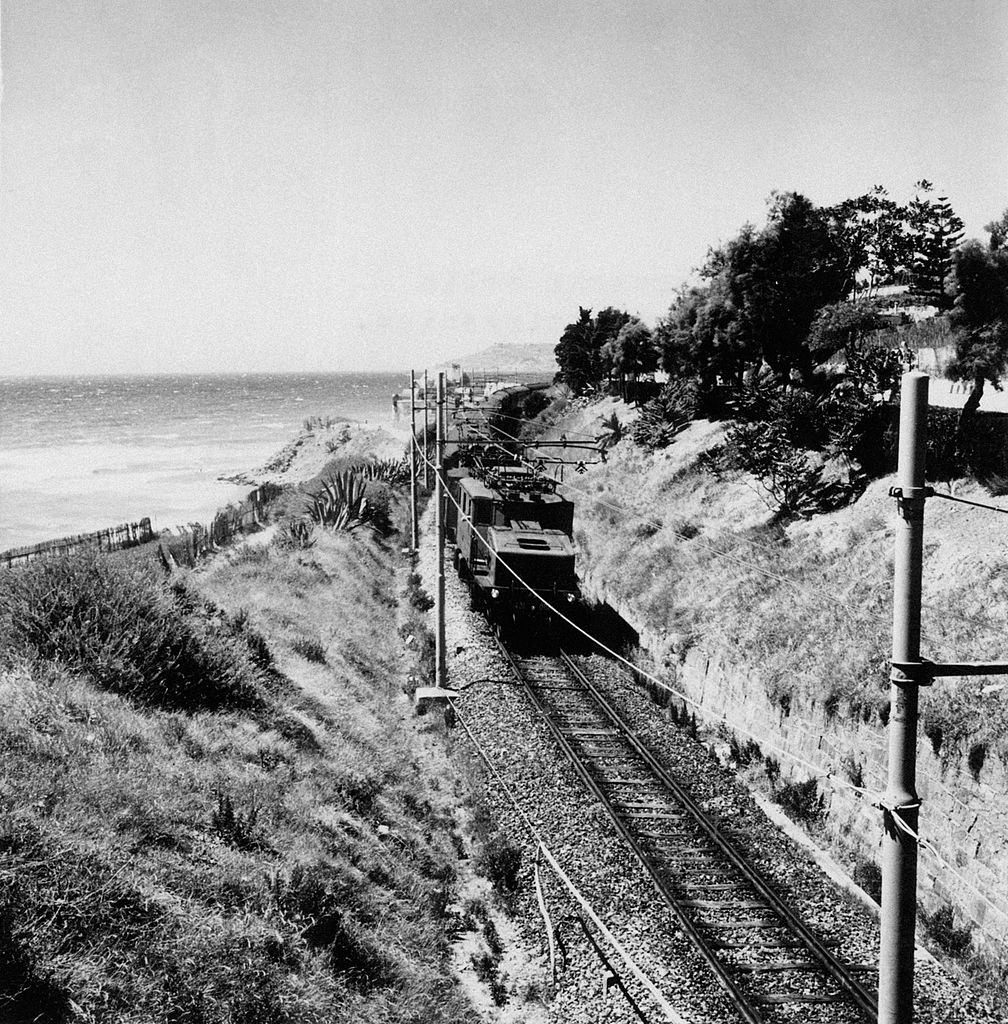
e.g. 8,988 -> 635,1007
806,300 -> 885,364
907,180 -> 964,309
594,306 -> 633,381
985,208 -> 1008,251
554,307 -> 597,393
655,280 -> 750,402
707,192 -> 850,380
554,306 -> 632,394
945,239 -> 1008,449
602,318 -> 658,402
827,186 -> 913,300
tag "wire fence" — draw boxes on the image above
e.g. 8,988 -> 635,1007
1,518 -> 156,567
0,482 -> 284,572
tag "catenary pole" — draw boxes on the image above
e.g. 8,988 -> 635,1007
423,369 -> 430,490
879,370 -> 929,1024
409,370 -> 418,552
435,371 -> 447,687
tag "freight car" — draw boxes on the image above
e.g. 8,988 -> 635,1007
449,463 -> 577,617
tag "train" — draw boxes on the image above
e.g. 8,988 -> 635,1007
446,459 -> 578,619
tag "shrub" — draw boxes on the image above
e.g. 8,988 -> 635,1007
600,412 -> 623,447
359,458 -> 411,487
482,917 -> 504,958
229,544 -> 270,566
470,949 -> 496,984
522,390 -> 550,420
0,900 -> 72,1024
229,609 -> 273,671
775,777 -> 824,823
461,896 -> 489,929
631,378 -> 699,451
729,736 -> 762,767
968,741 -> 987,780
0,553 -> 264,711
852,855 -> 882,904
475,832 -> 522,897
302,469 -> 373,533
275,519 -> 315,550
721,421 -> 830,518
303,415 -> 337,432
820,344 -> 905,463
923,902 -> 973,958
291,635 -> 326,664
211,790 -> 259,850
406,573 -> 434,612
841,752 -> 864,789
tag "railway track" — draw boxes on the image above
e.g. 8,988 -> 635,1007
495,638 -> 879,1024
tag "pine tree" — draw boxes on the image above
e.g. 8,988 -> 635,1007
907,180 -> 964,309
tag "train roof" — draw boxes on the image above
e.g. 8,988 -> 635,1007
458,474 -> 569,504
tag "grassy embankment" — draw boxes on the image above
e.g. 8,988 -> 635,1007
0,464 -> 477,1023
539,392 -> 1008,993
551,397 -> 1008,765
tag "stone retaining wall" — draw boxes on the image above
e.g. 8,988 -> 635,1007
585,574 -> 1008,958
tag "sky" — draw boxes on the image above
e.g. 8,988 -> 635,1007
1,0 -> 1006,376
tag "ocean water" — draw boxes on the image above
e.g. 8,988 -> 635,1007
0,372 -> 404,551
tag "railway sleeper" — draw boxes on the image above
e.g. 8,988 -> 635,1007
560,727 -> 619,737
710,937 -> 840,950
703,919 -> 788,930
734,961 -> 870,974
751,993 -> 845,1005
679,899 -> 772,911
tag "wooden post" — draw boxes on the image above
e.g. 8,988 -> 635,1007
435,371 -> 447,688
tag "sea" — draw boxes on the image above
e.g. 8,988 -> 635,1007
0,372 -> 405,552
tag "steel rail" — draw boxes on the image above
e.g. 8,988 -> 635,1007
558,650 -> 879,1023
492,634 -> 766,1024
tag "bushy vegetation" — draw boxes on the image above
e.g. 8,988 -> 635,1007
922,902 -> 973,958
0,553 -> 267,711
0,464 -> 476,1022
552,186 -> 1008,517
630,378 -> 698,452
774,777 -> 825,824
474,832 -> 522,900
521,388 -> 551,421
274,458 -> 406,550
303,414 -> 339,432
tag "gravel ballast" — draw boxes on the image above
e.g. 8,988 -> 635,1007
416,506 -> 1005,1024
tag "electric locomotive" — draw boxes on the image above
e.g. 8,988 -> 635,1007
449,463 -> 577,615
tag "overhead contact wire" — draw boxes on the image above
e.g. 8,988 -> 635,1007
416,433 -> 1008,923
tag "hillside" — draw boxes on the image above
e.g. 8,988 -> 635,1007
437,342 -> 557,377
531,393 -> 1008,996
0,456 -> 491,1023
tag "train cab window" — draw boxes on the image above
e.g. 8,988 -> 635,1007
473,500 -> 491,526
516,537 -> 549,550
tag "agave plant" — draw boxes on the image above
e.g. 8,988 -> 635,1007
359,458 -> 410,486
303,469 -> 372,532
279,519 -> 316,549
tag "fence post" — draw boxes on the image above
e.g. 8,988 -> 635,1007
435,371 -> 447,688
409,370 -> 419,552
879,370 -> 929,1024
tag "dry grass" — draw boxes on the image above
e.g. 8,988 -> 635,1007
0,519 -> 477,1022
572,426 -> 1008,763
